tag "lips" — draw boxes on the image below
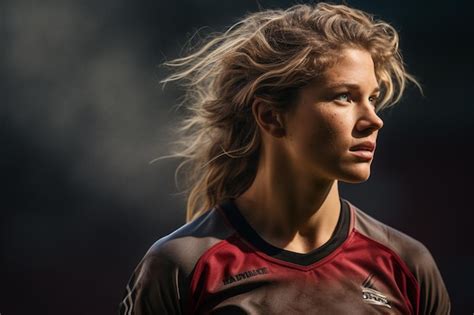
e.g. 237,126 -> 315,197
349,141 -> 376,161
349,141 -> 375,152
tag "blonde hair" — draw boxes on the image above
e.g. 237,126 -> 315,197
158,2 -> 421,222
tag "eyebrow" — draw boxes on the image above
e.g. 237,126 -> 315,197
325,82 -> 380,94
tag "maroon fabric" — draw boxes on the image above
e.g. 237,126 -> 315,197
118,198 -> 450,315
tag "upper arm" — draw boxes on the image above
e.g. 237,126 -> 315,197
413,246 -> 451,315
118,253 -> 183,315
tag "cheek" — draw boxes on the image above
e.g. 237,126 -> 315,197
287,105 -> 351,155
315,111 -> 349,151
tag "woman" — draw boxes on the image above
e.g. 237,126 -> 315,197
119,3 -> 450,314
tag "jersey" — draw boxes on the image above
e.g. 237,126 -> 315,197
118,198 -> 451,314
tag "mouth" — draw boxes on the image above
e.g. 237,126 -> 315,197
349,149 -> 373,161
349,141 -> 376,152
349,141 -> 376,161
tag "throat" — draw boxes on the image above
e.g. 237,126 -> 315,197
234,193 -> 342,255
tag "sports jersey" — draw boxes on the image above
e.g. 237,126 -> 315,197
118,198 -> 451,314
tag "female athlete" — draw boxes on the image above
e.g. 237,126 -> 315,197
119,3 -> 450,314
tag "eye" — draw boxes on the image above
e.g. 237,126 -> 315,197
334,93 -> 351,102
369,95 -> 380,107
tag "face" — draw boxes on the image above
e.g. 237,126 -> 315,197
282,48 -> 384,183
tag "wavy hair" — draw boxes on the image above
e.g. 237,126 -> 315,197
157,2 -> 421,222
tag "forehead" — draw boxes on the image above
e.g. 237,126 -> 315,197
320,48 -> 378,87
290,48 -> 379,108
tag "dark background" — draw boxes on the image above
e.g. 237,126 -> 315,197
1,0 -> 472,314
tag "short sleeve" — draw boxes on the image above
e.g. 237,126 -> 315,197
413,246 -> 451,315
118,253 -> 183,315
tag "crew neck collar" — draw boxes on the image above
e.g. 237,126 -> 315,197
218,197 -> 351,266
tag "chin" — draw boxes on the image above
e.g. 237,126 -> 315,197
338,167 -> 371,183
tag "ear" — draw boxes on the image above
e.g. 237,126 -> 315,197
251,98 -> 286,138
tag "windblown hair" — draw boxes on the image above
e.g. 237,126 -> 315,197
158,2 -> 420,222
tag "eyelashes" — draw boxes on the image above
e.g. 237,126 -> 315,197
368,95 -> 380,105
335,93 -> 350,102
334,93 -> 379,106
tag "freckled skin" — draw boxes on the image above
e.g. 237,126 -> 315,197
283,48 -> 384,184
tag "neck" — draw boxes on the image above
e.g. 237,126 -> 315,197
234,150 -> 341,254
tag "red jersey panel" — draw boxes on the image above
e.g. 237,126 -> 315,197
119,198 -> 450,314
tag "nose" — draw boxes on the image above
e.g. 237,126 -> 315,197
355,104 -> 384,133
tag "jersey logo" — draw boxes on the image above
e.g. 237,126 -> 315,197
361,273 -> 391,309
223,267 -> 269,285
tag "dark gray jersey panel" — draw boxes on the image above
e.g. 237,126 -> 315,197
119,208 -> 234,315
352,204 -> 451,315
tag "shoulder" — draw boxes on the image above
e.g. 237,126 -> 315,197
349,200 -> 430,271
119,207 -> 235,314
347,199 -> 451,314
143,207 -> 234,275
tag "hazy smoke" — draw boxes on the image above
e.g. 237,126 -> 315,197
3,0 -> 181,215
